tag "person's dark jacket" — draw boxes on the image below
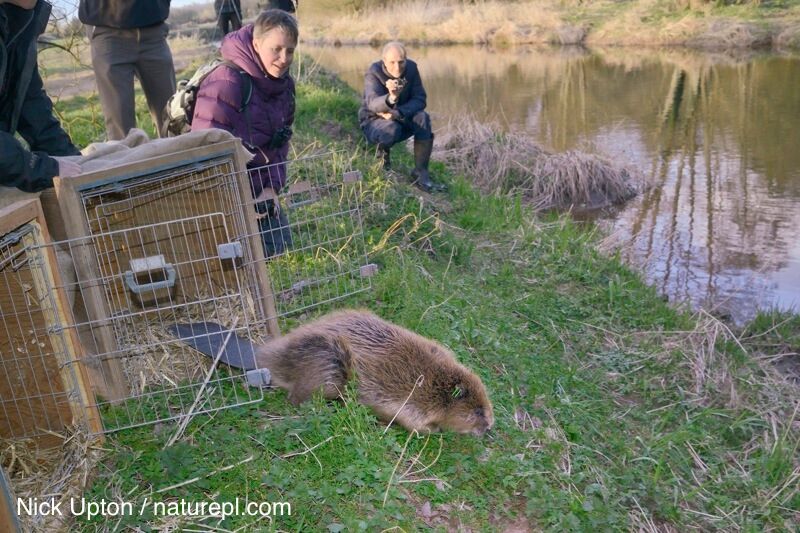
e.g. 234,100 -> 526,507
266,0 -> 296,13
79,0 -> 170,29
1,0 -> 80,192
358,59 -> 426,128
214,0 -> 241,15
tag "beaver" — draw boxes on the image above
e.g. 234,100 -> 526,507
255,309 -> 494,435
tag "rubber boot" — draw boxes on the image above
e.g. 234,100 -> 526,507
411,136 -> 447,193
377,144 -> 391,170
256,200 -> 293,258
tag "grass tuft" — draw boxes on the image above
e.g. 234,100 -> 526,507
435,116 -> 641,210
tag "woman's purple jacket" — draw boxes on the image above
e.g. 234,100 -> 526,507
191,24 -> 295,196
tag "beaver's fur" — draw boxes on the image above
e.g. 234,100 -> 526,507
256,310 -> 494,435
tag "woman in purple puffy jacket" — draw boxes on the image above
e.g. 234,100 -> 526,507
191,9 -> 297,257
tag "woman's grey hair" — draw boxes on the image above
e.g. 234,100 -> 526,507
382,41 -> 407,59
254,9 -> 299,43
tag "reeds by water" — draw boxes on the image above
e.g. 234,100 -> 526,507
434,117 -> 640,210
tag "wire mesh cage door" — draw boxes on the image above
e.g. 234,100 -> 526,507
0,199 -> 101,447
256,151 -> 375,325
52,140 -> 275,434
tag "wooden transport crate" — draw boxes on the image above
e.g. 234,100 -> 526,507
0,198 -> 102,446
51,139 -> 279,432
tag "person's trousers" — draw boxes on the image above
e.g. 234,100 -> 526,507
217,11 -> 242,37
88,22 -> 176,141
362,110 -> 433,148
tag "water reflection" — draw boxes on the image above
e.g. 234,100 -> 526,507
304,44 -> 800,323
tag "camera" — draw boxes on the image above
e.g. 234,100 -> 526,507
388,78 -> 406,92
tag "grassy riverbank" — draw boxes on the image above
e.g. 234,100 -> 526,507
49,63 -> 800,531
302,0 -> 800,49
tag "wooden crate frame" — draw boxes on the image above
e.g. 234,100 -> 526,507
0,466 -> 20,533
51,139 -> 280,413
0,198 -> 103,446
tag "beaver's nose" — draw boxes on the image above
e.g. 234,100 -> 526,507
472,420 -> 493,436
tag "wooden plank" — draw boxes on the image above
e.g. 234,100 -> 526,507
233,143 -> 281,340
27,204 -> 104,437
0,199 -> 38,237
0,467 -> 21,533
38,189 -> 67,241
62,140 -> 245,191
0,201 -> 103,444
53,180 -> 129,402
0,258 -> 64,441
0,211 -> 73,443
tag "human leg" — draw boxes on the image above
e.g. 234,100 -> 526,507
230,12 -> 242,32
409,111 -> 446,192
362,119 -> 407,171
89,26 -> 137,141
217,12 -> 229,36
135,23 -> 176,139
256,200 -> 293,258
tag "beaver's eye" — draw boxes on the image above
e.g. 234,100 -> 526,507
452,386 -> 466,399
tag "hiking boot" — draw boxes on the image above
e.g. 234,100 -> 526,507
376,144 -> 392,170
410,136 -> 447,193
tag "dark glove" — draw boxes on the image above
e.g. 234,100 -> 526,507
255,199 -> 278,218
268,125 -> 293,149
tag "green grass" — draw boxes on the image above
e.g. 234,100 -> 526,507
53,92 -> 158,145
59,66 -> 799,531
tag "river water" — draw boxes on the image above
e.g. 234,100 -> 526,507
304,44 -> 800,324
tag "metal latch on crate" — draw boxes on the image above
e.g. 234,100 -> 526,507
246,368 -> 271,388
218,242 -> 243,260
124,254 -> 177,294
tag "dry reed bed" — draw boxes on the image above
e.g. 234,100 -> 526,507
302,0 -> 800,50
304,0 -> 585,46
434,117 -> 640,210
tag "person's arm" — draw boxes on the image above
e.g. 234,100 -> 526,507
16,68 -> 80,158
259,82 -> 295,194
0,131 -> 61,191
396,63 -> 427,118
363,68 -> 393,115
192,69 -> 245,135
1,68 -> 81,191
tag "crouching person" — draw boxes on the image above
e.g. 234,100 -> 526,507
191,9 -> 296,257
358,41 -> 446,193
